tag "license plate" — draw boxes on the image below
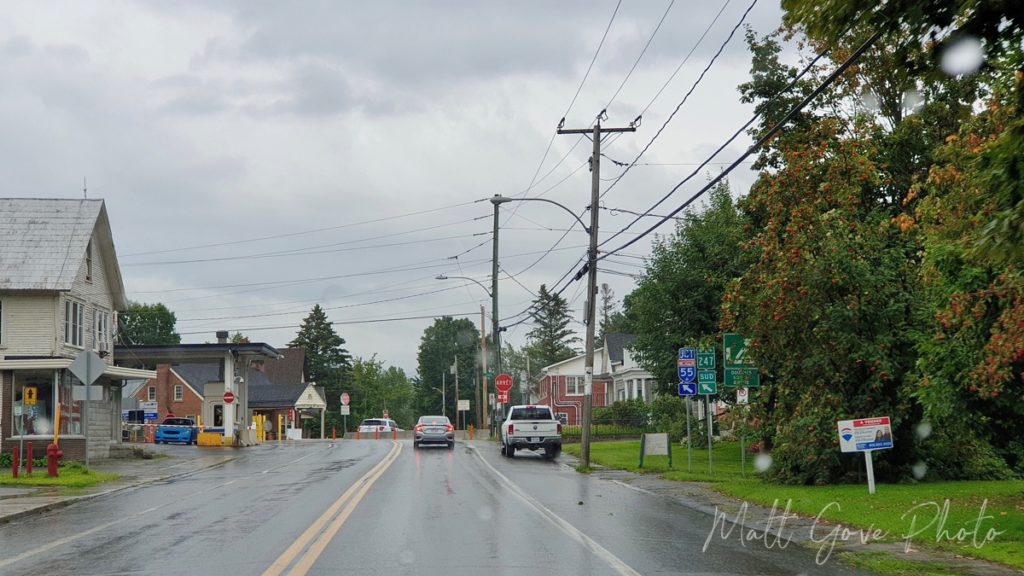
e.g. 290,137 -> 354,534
530,437 -> 539,443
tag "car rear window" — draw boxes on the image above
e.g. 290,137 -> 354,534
510,407 -> 553,421
361,419 -> 385,426
419,416 -> 448,425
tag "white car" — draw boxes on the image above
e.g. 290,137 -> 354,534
358,418 -> 399,434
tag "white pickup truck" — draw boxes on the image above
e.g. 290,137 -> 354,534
500,405 -> 562,459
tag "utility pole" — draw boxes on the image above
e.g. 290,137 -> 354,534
490,196 -> 502,436
558,113 -> 636,468
453,356 -> 459,430
480,305 -> 488,430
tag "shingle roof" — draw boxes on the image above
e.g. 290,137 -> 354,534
249,383 -> 310,407
171,364 -> 220,395
605,333 -> 637,365
1,198 -> 97,287
172,362 -> 275,396
261,347 -> 305,385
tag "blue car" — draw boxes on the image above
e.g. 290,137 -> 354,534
154,417 -> 198,445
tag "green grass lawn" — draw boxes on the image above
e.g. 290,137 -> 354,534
566,440 -> 1024,570
0,463 -> 119,489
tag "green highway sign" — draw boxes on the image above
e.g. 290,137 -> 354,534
698,369 -> 716,384
723,333 -> 755,369
725,368 -> 760,388
697,349 -> 715,369
698,380 -> 717,395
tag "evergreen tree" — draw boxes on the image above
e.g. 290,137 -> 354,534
289,304 -> 352,384
525,284 -> 580,370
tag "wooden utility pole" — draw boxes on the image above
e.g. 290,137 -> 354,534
480,305 -> 488,430
557,115 -> 636,468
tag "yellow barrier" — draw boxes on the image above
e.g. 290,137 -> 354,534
197,432 -> 223,447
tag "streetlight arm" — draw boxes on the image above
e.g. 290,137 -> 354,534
435,274 -> 492,297
489,195 -> 590,233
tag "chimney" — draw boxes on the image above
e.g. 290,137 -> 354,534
216,330 -> 229,344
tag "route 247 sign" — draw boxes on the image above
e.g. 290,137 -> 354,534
837,416 -> 893,452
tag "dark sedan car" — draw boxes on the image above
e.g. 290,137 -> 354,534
154,417 -> 198,445
413,415 -> 453,449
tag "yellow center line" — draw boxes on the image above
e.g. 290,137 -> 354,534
262,441 -> 402,576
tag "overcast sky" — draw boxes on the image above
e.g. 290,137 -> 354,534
2,1 -> 786,376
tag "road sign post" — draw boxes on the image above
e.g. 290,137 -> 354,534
68,349 -> 105,469
837,416 -> 893,495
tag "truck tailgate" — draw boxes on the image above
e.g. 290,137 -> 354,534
510,421 -> 559,436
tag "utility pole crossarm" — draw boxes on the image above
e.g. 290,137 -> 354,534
557,127 -> 636,135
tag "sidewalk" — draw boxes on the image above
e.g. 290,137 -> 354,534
0,447 -> 238,524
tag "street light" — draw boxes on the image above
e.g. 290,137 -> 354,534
431,383 -> 445,417
435,275 -> 492,297
483,193 -> 590,436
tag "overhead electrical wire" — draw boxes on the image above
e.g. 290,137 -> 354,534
120,199 -> 479,257
599,0 -> 759,201
597,30 -> 884,262
177,312 -> 482,337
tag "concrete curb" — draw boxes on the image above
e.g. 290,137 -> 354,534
0,455 -> 239,525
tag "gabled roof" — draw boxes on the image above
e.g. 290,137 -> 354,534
171,364 -> 220,396
605,333 -> 637,365
0,198 -> 127,308
171,362 -> 275,395
261,347 -> 306,385
250,383 -> 323,408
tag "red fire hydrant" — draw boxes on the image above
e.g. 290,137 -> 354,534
47,443 -> 63,478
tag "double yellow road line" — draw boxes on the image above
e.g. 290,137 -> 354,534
262,441 -> 402,576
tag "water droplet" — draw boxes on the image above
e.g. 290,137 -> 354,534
399,549 -> 415,565
754,453 -> 773,472
902,89 -> 923,113
477,505 -> 493,521
860,91 -> 880,112
915,422 -> 932,440
941,36 -> 985,76
912,461 -> 928,480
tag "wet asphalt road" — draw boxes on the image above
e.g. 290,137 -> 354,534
0,440 -> 873,575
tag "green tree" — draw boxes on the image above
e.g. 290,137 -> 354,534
624,181 -> 748,395
118,302 -> 181,345
229,332 -> 250,344
289,304 -> 352,385
289,304 -> 351,436
525,284 -> 580,370
415,317 -> 480,421
347,357 -> 415,429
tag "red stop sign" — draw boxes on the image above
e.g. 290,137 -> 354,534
223,391 -> 235,404
495,373 -> 513,393
341,392 -> 350,406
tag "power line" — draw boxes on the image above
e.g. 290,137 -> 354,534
176,311 -> 482,337
123,216 -> 488,266
120,200 -> 479,257
598,30 -> 884,261
599,0 -> 759,201
604,0 -> 675,111
597,37 -> 832,251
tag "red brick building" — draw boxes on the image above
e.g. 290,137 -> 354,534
535,348 -> 611,426
133,364 -> 206,422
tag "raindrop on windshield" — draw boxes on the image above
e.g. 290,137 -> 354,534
860,90 -> 880,112
477,505 -> 494,521
915,421 -> 932,440
941,36 -> 985,76
754,452 -> 773,472
912,461 -> 928,480
902,89 -> 924,113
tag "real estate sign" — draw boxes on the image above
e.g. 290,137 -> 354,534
837,416 -> 893,452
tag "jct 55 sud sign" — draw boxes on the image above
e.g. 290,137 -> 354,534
837,417 -> 893,452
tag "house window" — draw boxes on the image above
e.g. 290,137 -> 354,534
94,310 -> 110,351
85,239 -> 93,282
148,386 -> 156,401
617,387 -> 626,401
64,300 -> 85,347
566,376 -> 583,395
174,385 -> 183,402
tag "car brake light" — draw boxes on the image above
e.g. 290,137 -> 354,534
414,424 -> 424,432
557,423 -> 562,434
445,424 -> 454,432
507,424 -> 514,436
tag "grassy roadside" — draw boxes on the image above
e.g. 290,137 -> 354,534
566,440 -> 1024,570
0,462 -> 119,489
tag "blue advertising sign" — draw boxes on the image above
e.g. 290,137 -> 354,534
678,382 -> 696,396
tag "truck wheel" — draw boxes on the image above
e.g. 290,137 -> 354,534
506,445 -> 515,458
500,442 -> 506,455
544,445 -> 561,459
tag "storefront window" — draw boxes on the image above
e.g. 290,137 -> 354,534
10,370 -> 84,437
